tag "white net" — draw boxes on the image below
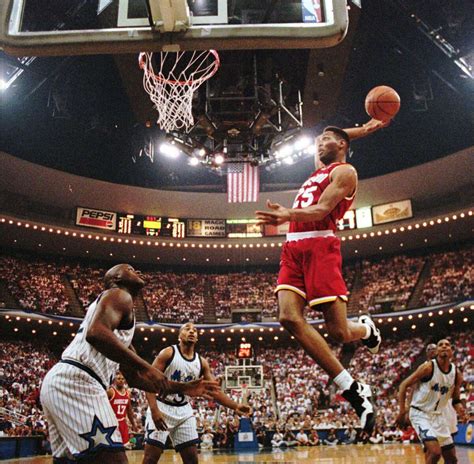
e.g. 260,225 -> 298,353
139,50 -> 220,132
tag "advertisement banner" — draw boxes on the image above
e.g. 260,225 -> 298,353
264,222 -> 290,237
186,219 -> 226,237
372,199 -> 413,225
75,207 -> 117,230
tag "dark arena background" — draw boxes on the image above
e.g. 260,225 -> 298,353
0,0 -> 473,463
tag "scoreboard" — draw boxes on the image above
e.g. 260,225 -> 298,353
117,214 -> 185,238
237,343 -> 253,359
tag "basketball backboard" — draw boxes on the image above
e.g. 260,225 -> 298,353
0,0 -> 349,56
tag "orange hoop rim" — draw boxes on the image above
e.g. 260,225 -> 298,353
138,50 -> 220,86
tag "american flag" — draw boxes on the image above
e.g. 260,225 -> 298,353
227,163 -> 259,203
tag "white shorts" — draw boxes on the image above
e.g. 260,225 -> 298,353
144,401 -> 199,451
40,361 -> 124,460
409,407 -> 454,448
443,403 -> 458,435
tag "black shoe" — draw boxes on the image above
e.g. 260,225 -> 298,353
342,381 -> 376,434
359,314 -> 382,354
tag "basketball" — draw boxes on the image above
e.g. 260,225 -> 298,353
365,86 -> 401,121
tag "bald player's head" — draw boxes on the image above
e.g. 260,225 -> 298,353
103,264 -> 145,294
425,343 -> 437,360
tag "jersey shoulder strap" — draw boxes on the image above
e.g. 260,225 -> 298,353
420,360 -> 435,383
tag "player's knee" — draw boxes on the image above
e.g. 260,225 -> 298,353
143,447 -> 162,464
443,453 -> 457,464
142,455 -> 158,464
278,312 -> 304,331
180,449 -> 198,464
426,448 -> 442,462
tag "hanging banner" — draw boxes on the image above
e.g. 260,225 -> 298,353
186,219 -> 226,238
372,199 -> 413,225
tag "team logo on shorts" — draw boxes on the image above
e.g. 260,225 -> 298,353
79,415 -> 123,455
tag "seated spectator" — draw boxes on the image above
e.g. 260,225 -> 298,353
341,426 -> 357,444
283,427 -> 298,447
296,429 -> 309,446
308,430 -> 320,446
401,425 -> 417,444
369,427 -> 383,444
201,429 -> 214,450
323,428 -> 339,446
271,429 -> 285,448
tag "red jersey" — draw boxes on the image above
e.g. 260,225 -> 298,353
109,387 -> 130,422
289,162 -> 356,233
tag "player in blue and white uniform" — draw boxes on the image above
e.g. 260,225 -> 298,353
397,339 -> 466,464
40,264 -> 219,464
143,322 -> 252,464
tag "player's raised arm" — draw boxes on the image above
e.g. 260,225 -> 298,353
256,164 -> 357,226
200,357 -> 252,416
396,361 -> 433,426
343,118 -> 390,140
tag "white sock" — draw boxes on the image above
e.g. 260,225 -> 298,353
333,369 -> 354,391
361,322 -> 371,340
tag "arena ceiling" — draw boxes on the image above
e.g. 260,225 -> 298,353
0,0 -> 473,192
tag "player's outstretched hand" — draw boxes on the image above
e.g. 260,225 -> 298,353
235,404 -> 253,417
454,403 -> 468,423
121,364 -> 171,395
362,118 -> 390,134
151,410 -> 168,431
395,411 -> 409,428
183,377 -> 220,399
255,200 -> 291,226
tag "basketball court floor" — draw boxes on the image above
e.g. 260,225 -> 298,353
4,445 -> 474,464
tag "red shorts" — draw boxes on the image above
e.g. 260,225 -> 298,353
276,235 -> 348,307
118,419 -> 130,444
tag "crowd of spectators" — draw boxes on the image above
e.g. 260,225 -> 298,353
0,256 -> 70,315
0,342 -> 56,438
0,244 -> 471,320
68,265 -> 104,308
212,272 -> 277,319
142,271 -> 206,323
356,255 -> 424,312
420,247 -> 473,307
0,329 -> 472,452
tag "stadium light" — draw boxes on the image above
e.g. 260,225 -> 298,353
294,136 -> 312,151
160,143 -> 180,158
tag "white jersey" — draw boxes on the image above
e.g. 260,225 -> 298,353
158,344 -> 203,407
411,359 -> 457,415
61,292 -> 135,389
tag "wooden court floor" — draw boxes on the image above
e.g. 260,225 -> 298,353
4,445 -> 474,463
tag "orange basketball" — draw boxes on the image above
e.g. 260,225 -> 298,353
365,86 -> 400,121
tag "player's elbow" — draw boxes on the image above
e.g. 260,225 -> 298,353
85,327 -> 102,347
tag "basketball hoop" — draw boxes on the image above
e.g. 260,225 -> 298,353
138,50 -> 220,132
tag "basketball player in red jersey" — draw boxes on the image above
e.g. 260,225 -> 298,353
108,372 -> 137,447
256,119 -> 388,433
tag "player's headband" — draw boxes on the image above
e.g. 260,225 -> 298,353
323,126 -> 351,145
